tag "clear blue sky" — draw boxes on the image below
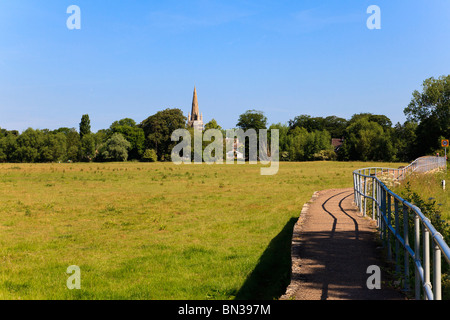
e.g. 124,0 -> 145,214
1,0 -> 449,132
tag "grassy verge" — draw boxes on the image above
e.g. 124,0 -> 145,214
389,169 -> 450,299
393,169 -> 450,220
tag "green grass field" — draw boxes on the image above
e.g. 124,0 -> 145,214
0,161 -> 404,300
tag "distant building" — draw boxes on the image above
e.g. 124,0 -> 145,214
332,138 -> 344,152
187,87 -> 204,131
225,137 -> 244,160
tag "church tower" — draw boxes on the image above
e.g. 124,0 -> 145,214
188,87 -> 204,130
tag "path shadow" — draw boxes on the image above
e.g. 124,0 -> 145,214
234,217 -> 298,300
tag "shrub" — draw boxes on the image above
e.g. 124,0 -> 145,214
142,149 -> 158,162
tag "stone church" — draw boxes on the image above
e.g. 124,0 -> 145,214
187,87 -> 204,131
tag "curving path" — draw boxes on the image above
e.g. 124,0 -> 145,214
282,188 -> 407,300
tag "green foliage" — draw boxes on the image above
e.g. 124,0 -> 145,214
282,127 -> 333,161
99,133 -> 131,162
80,134 -> 96,162
142,149 -> 158,162
339,116 -> 394,162
139,108 -> 187,161
79,114 -> 91,140
392,121 -> 417,162
404,75 -> 450,156
109,119 -> 145,160
204,119 -> 222,132
398,182 -> 450,299
400,182 -> 450,245
289,115 -> 348,138
236,110 -> 267,131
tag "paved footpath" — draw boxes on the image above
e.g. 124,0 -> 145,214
281,188 -> 407,300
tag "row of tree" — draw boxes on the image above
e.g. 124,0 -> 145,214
0,75 -> 448,163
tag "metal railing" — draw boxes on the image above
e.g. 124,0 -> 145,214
353,156 -> 450,300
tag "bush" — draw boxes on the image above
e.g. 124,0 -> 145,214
142,149 -> 158,162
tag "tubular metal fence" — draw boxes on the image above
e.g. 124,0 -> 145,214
353,156 -> 450,300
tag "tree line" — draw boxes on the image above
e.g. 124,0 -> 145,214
0,75 -> 448,163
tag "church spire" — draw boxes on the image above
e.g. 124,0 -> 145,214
191,86 -> 199,121
188,86 -> 204,130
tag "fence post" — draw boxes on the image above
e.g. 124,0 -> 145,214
434,243 -> 442,300
387,195 -> 392,261
394,199 -> 400,274
377,183 -> 381,228
380,187 -> 385,241
403,205 -> 410,292
363,176 -> 367,217
414,214 -> 421,300
372,177 -> 376,221
423,227 -> 430,300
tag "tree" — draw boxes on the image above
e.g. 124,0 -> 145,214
0,129 -> 18,163
66,128 -> 81,162
11,128 -> 44,163
99,133 -> 131,162
109,118 -> 145,160
404,75 -> 450,155
80,134 -> 96,162
139,109 -> 187,161
348,113 -> 393,131
236,110 -> 267,131
289,115 -> 348,138
79,114 -> 91,140
204,119 -> 222,131
236,110 -> 268,161
142,149 -> 158,162
269,123 -> 290,161
40,131 -> 67,162
392,121 -> 418,161
340,117 -> 394,161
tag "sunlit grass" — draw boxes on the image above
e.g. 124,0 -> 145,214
394,168 -> 450,220
0,161 -> 403,300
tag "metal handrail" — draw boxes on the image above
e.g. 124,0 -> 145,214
353,156 -> 449,300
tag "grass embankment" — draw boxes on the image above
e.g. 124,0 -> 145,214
393,169 -> 450,220
0,161 -> 401,300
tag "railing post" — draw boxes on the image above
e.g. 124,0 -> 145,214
394,199 -> 400,274
403,205 -> 410,292
377,183 -> 381,228
372,177 -> 376,221
434,242 -> 442,300
359,175 -> 363,212
414,214 -> 421,300
357,174 -> 361,210
387,195 -> 392,261
423,226 -> 430,300
380,187 -> 385,241
363,176 -> 367,217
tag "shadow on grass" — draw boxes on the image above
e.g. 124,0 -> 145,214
235,217 -> 298,300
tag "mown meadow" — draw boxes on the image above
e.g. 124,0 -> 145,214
0,161 -> 404,300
